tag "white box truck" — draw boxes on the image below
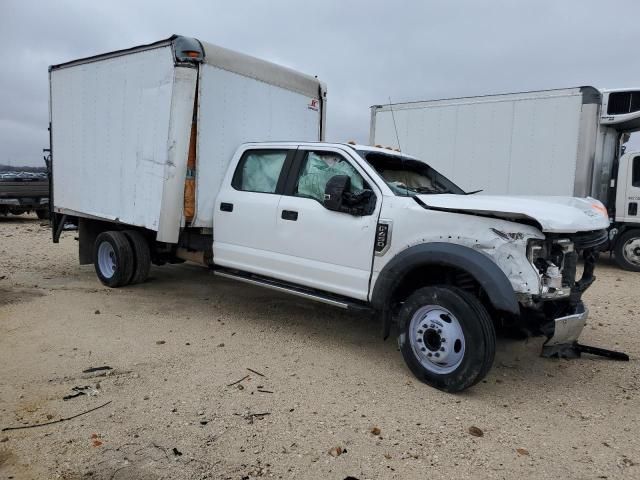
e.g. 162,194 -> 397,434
49,38 -> 625,392
370,87 -> 640,271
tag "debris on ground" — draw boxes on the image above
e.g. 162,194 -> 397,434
172,447 -> 183,456
370,426 -> 381,436
90,433 -> 103,447
82,366 -> 112,374
516,448 -> 530,456
1,401 -> 112,432
156,340 -> 166,345
247,367 -> 265,377
63,386 -> 99,401
329,446 -> 344,457
94,309 -> 100,314
227,375 -> 249,387
238,412 -> 271,425
468,426 -> 484,437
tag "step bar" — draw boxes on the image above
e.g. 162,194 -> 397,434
214,269 -> 372,312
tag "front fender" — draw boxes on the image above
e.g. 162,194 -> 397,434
371,242 -> 520,338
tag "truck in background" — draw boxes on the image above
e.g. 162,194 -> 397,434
370,87 -> 640,271
0,168 -> 49,219
49,37 -> 624,392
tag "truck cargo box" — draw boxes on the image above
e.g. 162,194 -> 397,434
370,87 -> 600,197
50,35 -> 326,243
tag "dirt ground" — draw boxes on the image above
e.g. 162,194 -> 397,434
0,215 -> 638,480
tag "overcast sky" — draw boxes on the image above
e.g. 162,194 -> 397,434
2,0 -> 640,166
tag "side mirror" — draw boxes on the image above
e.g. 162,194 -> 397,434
323,175 -> 350,212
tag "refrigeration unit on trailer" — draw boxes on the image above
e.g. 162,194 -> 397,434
370,87 -> 640,271
49,40 -> 628,393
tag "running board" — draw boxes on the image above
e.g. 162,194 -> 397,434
214,269 -> 372,312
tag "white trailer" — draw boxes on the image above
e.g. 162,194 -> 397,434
370,87 -> 640,270
50,35 -> 326,248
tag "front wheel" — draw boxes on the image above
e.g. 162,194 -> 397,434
397,286 -> 496,393
614,229 -> 640,272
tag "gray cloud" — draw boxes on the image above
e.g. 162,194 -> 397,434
2,0 -> 640,166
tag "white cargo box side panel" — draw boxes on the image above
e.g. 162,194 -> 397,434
193,64 -> 321,227
373,93 -> 584,195
51,46 -> 176,231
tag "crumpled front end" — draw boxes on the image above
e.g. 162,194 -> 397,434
517,229 -> 608,357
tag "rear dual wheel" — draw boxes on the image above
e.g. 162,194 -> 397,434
94,230 -> 150,287
398,286 -> 496,393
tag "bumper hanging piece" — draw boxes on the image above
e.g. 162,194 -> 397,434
541,303 -> 629,361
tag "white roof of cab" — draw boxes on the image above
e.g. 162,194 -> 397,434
239,141 -> 417,159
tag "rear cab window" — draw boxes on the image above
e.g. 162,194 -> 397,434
232,150 -> 290,193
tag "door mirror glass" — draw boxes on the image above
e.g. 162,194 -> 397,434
323,175 -> 374,215
323,175 -> 350,212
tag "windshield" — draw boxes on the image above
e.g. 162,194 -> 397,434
356,150 -> 465,196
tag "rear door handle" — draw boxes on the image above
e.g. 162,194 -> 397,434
220,202 -> 233,212
281,210 -> 298,221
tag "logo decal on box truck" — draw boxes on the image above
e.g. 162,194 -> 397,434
308,99 -> 319,111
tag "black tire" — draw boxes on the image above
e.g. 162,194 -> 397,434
36,208 -> 49,220
93,231 -> 134,288
123,230 -> 151,284
397,286 -> 496,393
614,229 -> 640,272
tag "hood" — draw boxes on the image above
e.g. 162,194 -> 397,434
415,194 -> 610,233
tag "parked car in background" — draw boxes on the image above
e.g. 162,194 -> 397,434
0,170 -> 49,218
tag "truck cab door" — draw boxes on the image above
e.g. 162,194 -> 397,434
213,148 -> 295,274
272,147 -> 382,300
616,153 -> 640,223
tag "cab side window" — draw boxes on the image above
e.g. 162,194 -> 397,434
633,156 -> 640,188
232,150 -> 288,193
294,151 -> 366,202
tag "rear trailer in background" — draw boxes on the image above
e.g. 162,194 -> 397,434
49,35 -> 326,247
370,87 -> 640,270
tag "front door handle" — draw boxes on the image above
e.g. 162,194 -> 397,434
220,202 -> 233,212
281,210 -> 298,221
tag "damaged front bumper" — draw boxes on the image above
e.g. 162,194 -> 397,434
522,244 -> 629,361
540,302 -> 629,360
541,302 -> 588,358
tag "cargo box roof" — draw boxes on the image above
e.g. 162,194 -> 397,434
50,35 -> 323,99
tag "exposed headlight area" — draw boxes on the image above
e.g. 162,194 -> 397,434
527,238 -> 576,298
526,229 -> 608,300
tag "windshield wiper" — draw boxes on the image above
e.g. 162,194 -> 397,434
465,189 -> 483,195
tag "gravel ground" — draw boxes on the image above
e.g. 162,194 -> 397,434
0,215 -> 639,479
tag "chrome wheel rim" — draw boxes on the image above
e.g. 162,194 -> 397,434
409,305 -> 465,374
622,238 -> 640,267
97,241 -> 116,279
